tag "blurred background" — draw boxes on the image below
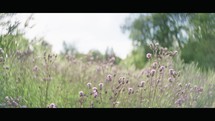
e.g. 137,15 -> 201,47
1,13 -> 215,71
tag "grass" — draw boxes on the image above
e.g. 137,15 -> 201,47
0,43 -> 215,108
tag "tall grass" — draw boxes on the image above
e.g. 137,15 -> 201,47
0,43 -> 214,108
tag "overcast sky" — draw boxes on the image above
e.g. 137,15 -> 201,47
15,13 -> 133,59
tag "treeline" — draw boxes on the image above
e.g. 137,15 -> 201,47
121,13 -> 215,70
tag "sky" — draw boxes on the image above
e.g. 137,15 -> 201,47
15,13 -> 133,59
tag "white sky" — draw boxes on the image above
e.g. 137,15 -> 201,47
15,13 -> 133,59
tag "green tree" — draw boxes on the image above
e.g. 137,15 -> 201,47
122,13 -> 190,50
181,13 -> 215,70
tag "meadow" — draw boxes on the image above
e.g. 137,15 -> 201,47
0,43 -> 214,108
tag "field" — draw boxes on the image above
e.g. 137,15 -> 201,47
0,44 -> 214,108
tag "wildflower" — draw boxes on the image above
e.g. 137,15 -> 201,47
128,88 -> 133,95
169,69 -> 174,75
79,91 -> 84,97
99,83 -> 103,90
87,83 -> 92,89
92,87 -> 97,92
146,53 -> 152,59
168,77 -> 173,83
106,74 -> 112,82
93,91 -> 98,98
140,81 -> 145,87
159,66 -> 165,72
48,103 -> 57,108
150,69 -> 156,77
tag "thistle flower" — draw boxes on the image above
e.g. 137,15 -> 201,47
128,88 -> 133,95
140,81 -> 145,87
93,91 -> 98,98
126,80 -> 129,84
87,83 -> 92,89
106,74 -> 113,82
168,77 -> 173,83
159,66 -> 165,72
172,71 -> 177,76
79,91 -> 84,97
150,69 -> 156,77
99,83 -> 103,90
146,53 -> 152,59
169,69 -> 174,75
92,87 -> 97,92
48,103 -> 57,108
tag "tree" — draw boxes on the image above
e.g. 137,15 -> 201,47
181,13 -> 215,70
121,13 -> 215,70
122,13 -> 190,50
